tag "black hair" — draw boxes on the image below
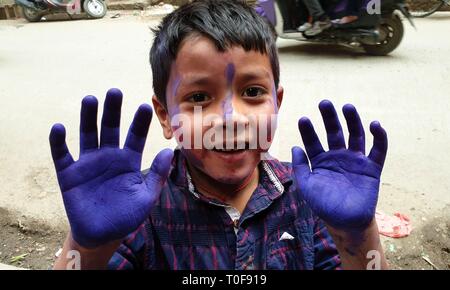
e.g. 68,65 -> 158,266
150,0 -> 279,108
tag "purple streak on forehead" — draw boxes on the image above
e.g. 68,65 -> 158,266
222,63 -> 235,119
172,75 -> 182,97
225,63 -> 235,85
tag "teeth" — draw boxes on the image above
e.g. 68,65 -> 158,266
211,143 -> 249,151
213,148 -> 242,152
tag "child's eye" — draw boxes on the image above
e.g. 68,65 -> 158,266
243,87 -> 267,98
188,93 -> 211,103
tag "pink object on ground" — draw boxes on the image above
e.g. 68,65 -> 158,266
375,211 -> 412,238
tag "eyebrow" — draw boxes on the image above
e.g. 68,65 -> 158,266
238,69 -> 272,83
174,68 -> 272,98
179,74 -> 215,88
180,68 -> 271,86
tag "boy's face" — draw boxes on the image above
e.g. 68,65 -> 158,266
154,35 -> 283,185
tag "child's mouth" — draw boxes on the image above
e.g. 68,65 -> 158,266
208,143 -> 251,162
210,142 -> 250,153
212,148 -> 245,153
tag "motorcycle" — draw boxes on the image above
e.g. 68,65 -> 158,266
255,0 -> 415,55
14,0 -> 107,22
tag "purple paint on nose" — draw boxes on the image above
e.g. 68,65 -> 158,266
223,93 -> 233,118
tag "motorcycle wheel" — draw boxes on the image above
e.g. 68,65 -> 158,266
362,13 -> 404,56
83,0 -> 107,19
20,6 -> 44,22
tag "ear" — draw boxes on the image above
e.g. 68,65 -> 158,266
152,95 -> 173,139
276,85 -> 284,109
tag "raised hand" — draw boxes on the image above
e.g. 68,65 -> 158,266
49,88 -> 173,248
292,100 -> 388,231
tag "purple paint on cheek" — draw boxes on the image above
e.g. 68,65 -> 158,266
222,63 -> 235,118
170,105 -> 180,119
272,82 -> 278,114
269,81 -> 279,143
168,76 -> 182,117
167,75 -> 182,144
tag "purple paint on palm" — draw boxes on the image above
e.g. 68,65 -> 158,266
292,100 -> 388,233
49,88 -> 173,248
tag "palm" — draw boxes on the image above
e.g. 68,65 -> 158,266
60,149 -> 151,245
292,101 -> 388,231
49,89 -> 173,248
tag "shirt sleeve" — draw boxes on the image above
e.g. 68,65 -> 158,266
107,219 -> 155,270
313,216 -> 342,270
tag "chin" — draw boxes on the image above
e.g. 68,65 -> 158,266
205,150 -> 259,184
208,167 -> 254,185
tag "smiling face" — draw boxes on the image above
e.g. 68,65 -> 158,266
153,35 -> 283,186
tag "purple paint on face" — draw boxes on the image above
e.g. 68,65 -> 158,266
272,81 -> 278,114
172,75 -> 182,97
225,63 -> 235,84
168,75 -> 183,146
169,75 -> 182,117
267,80 -> 278,144
222,63 -> 235,119
171,105 -> 180,118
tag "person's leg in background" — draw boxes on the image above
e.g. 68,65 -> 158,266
297,0 -> 313,32
300,0 -> 332,36
336,0 -> 362,24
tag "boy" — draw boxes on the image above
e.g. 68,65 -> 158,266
52,0 -> 388,270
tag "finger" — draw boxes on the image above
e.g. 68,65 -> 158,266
100,88 -> 123,148
319,100 -> 346,150
49,123 -> 74,172
291,146 -> 311,191
144,148 -> 174,191
80,95 -> 99,154
298,117 -> 325,159
368,121 -> 388,167
124,104 -> 153,153
342,104 -> 365,154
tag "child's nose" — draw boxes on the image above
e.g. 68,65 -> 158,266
222,96 -> 249,125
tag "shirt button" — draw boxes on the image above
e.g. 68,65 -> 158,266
233,219 -> 239,228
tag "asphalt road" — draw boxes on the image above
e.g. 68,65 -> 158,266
0,12 -> 449,266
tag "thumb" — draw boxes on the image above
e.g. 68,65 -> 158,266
291,146 -> 311,195
144,148 -> 174,191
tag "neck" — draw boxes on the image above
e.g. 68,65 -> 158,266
186,162 -> 259,214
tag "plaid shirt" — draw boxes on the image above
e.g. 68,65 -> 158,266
108,151 -> 341,270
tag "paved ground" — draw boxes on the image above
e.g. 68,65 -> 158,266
0,11 -> 449,269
